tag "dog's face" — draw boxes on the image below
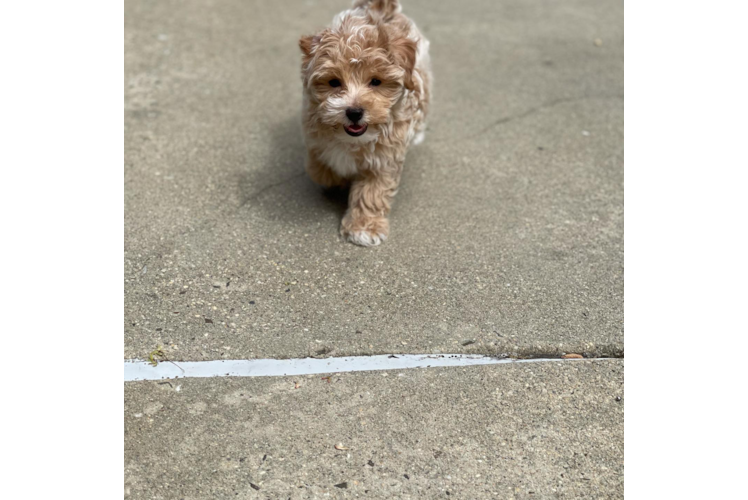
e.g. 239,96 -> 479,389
300,14 -> 416,141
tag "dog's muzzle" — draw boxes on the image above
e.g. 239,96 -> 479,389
344,123 -> 368,137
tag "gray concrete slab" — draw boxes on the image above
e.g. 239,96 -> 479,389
125,360 -> 623,499
125,0 -> 623,361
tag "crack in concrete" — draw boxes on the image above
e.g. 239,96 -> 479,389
124,353 -> 621,382
461,94 -> 624,142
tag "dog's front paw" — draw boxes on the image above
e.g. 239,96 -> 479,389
345,229 -> 388,247
341,214 -> 389,247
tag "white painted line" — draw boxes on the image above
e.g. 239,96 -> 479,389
124,354 -> 595,382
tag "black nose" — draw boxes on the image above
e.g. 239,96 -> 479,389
346,108 -> 364,123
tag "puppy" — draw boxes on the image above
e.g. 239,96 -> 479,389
299,0 -> 431,246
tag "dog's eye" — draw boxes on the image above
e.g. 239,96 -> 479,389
370,78 -> 382,87
329,79 -> 342,88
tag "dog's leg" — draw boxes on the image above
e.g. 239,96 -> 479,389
305,150 -> 346,188
341,168 -> 400,246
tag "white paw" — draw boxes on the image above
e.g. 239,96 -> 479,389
413,130 -> 426,145
346,230 -> 387,247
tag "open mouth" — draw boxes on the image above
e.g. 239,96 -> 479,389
344,123 -> 368,137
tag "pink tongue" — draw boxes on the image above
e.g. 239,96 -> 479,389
347,124 -> 364,132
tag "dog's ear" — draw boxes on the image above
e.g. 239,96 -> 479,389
389,35 -> 417,90
299,34 -> 321,57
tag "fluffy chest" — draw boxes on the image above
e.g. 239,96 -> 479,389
317,143 -> 362,178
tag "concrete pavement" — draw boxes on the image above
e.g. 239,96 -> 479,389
125,360 -> 623,499
125,0 -> 623,362
125,0 -> 624,497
